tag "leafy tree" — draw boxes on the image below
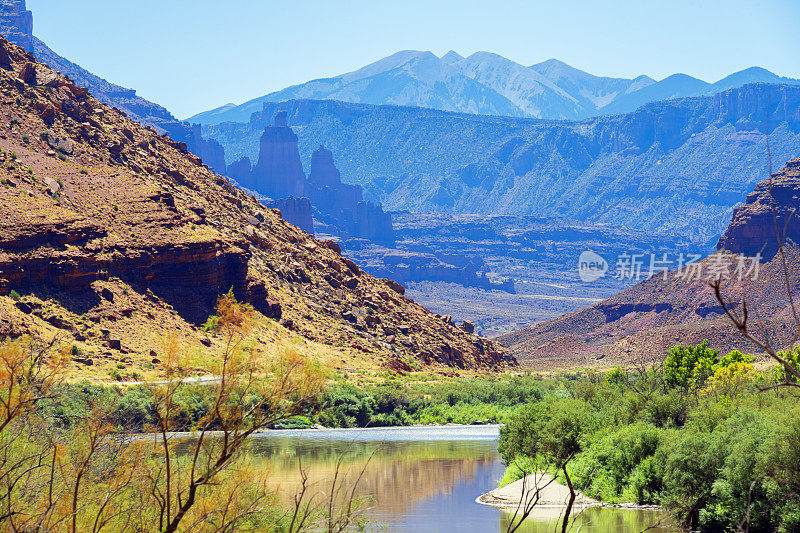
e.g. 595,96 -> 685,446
499,398 -> 601,533
664,342 -> 719,389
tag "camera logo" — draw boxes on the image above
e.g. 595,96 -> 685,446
578,250 -> 608,282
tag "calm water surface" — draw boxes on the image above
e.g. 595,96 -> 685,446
248,426 -> 675,532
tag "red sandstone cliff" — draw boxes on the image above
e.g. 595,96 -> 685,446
717,157 -> 800,259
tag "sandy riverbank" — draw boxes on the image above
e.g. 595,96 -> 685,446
477,473 -> 599,510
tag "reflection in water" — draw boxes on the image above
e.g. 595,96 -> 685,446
243,427 -> 675,533
499,507 -> 671,533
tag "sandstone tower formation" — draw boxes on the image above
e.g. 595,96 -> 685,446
248,111 -> 306,199
308,146 -> 364,214
241,113 -> 396,244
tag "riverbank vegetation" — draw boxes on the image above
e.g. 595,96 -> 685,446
498,343 -> 800,532
0,294 -> 368,532
4,284 -> 799,532
39,369 -> 550,433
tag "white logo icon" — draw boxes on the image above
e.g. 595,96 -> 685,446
578,251 -> 608,282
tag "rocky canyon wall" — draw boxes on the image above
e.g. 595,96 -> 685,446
0,0 -> 31,52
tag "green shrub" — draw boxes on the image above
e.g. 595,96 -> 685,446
642,389 -> 688,428
571,422 -> 665,504
499,398 -> 598,466
113,386 -> 154,428
605,366 -> 626,386
271,415 -> 313,430
664,342 -> 719,389
9,290 -> 21,301
317,384 -> 376,427
201,314 -> 220,332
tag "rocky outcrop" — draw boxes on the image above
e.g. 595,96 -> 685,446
161,122 -> 227,175
0,0 -> 31,52
0,236 -> 267,323
308,146 -> 364,210
246,112 -> 306,198
309,146 -> 347,189
268,197 -> 314,236
307,145 -> 395,245
0,37 -> 510,371
239,118 -> 396,245
717,158 -> 800,259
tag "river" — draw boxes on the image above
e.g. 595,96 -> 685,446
246,425 -> 676,532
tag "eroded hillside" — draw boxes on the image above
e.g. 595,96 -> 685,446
0,37 -> 511,380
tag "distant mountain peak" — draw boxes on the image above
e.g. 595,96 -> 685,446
661,73 -> 705,82
534,58 -> 570,68
530,58 -> 588,78
701,66 -> 800,96
441,50 -> 464,64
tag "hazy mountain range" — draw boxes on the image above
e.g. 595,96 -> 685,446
204,83 -> 800,244
190,50 -> 800,124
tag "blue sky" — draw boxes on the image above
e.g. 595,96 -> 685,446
27,0 -> 800,119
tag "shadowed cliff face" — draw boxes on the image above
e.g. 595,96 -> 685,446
267,197 -> 315,236
0,37 -> 511,371
307,146 -> 395,246
247,112 -> 307,199
309,146 -> 349,189
308,147 -> 363,216
205,85 -> 800,244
